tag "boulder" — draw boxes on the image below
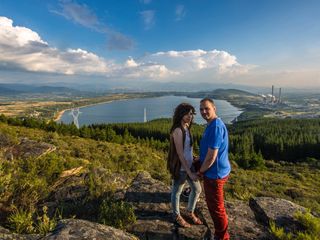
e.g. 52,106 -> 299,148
0,132 -> 15,148
42,219 -> 138,240
250,197 -> 306,233
195,194 -> 270,240
4,138 -> 56,160
226,201 -> 270,239
42,167 -> 131,221
0,225 -> 40,240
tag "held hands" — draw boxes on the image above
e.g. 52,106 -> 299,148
188,172 -> 199,181
196,170 -> 204,180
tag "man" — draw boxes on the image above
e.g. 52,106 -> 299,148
197,98 -> 231,240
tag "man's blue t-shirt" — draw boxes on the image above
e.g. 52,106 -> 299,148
200,118 -> 231,179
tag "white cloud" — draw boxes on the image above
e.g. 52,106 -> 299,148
125,57 -> 139,67
0,16 -> 253,83
145,49 -> 251,75
119,57 -> 179,79
175,5 -> 186,21
140,10 -> 155,30
0,17 -> 47,47
114,49 -> 252,81
0,16 -> 111,75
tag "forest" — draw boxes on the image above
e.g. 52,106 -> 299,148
1,114 -> 319,170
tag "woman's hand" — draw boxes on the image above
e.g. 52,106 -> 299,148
193,156 -> 200,162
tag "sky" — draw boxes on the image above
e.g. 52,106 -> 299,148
0,0 -> 320,90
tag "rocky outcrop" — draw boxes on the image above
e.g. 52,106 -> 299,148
0,219 -> 137,240
43,219 -> 138,240
225,201 -> 270,239
3,137 -> 56,160
124,172 -> 313,240
0,171 -> 315,240
42,166 -> 131,221
124,172 -> 271,240
0,132 -> 16,148
124,171 -> 208,240
250,197 -> 307,234
0,225 -> 40,240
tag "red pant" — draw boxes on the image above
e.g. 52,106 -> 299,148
203,176 -> 229,240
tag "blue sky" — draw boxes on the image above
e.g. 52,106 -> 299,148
0,0 -> 320,89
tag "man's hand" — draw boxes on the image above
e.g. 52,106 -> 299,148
189,172 -> 199,181
196,170 -> 204,180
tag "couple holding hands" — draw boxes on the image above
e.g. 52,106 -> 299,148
168,98 -> 231,240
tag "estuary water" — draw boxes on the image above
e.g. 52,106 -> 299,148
58,95 -> 242,126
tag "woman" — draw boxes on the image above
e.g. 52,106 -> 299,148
167,103 -> 203,228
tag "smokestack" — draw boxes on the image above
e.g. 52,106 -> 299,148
278,88 -> 281,103
271,85 -> 274,103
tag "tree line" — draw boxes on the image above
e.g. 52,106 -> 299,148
1,114 -> 319,169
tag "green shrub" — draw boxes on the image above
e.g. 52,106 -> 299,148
269,211 -> 320,240
36,206 -> 60,235
294,211 -> 320,239
98,198 -> 136,229
8,206 -> 61,235
8,207 -> 35,234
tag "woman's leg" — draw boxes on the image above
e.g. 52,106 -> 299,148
171,171 -> 187,217
186,177 -> 202,213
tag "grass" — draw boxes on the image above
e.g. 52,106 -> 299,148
225,161 -> 320,213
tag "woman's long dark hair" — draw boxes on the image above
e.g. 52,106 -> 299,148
170,103 -> 196,145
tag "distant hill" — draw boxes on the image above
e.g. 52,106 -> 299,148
210,88 -> 258,97
0,84 -> 79,94
0,86 -> 22,95
177,88 -> 259,100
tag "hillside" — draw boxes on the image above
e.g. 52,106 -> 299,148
0,118 -> 319,239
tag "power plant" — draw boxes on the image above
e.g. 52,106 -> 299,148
261,85 -> 282,105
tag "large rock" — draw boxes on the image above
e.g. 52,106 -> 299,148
0,225 -> 40,240
196,195 -> 270,240
4,138 -> 56,160
125,171 -> 209,240
42,219 -> 138,240
226,201 -> 270,239
42,167 -> 131,221
0,132 -> 15,148
250,197 -> 306,233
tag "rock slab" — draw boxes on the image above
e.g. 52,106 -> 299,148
42,219 -> 138,240
125,171 -> 208,240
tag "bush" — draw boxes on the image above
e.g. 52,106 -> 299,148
8,207 -> 35,234
269,211 -> 320,240
294,211 -> 320,239
98,198 -> 136,229
8,206 -> 60,235
36,206 -> 60,235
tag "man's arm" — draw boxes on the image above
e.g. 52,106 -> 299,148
198,148 -> 218,175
